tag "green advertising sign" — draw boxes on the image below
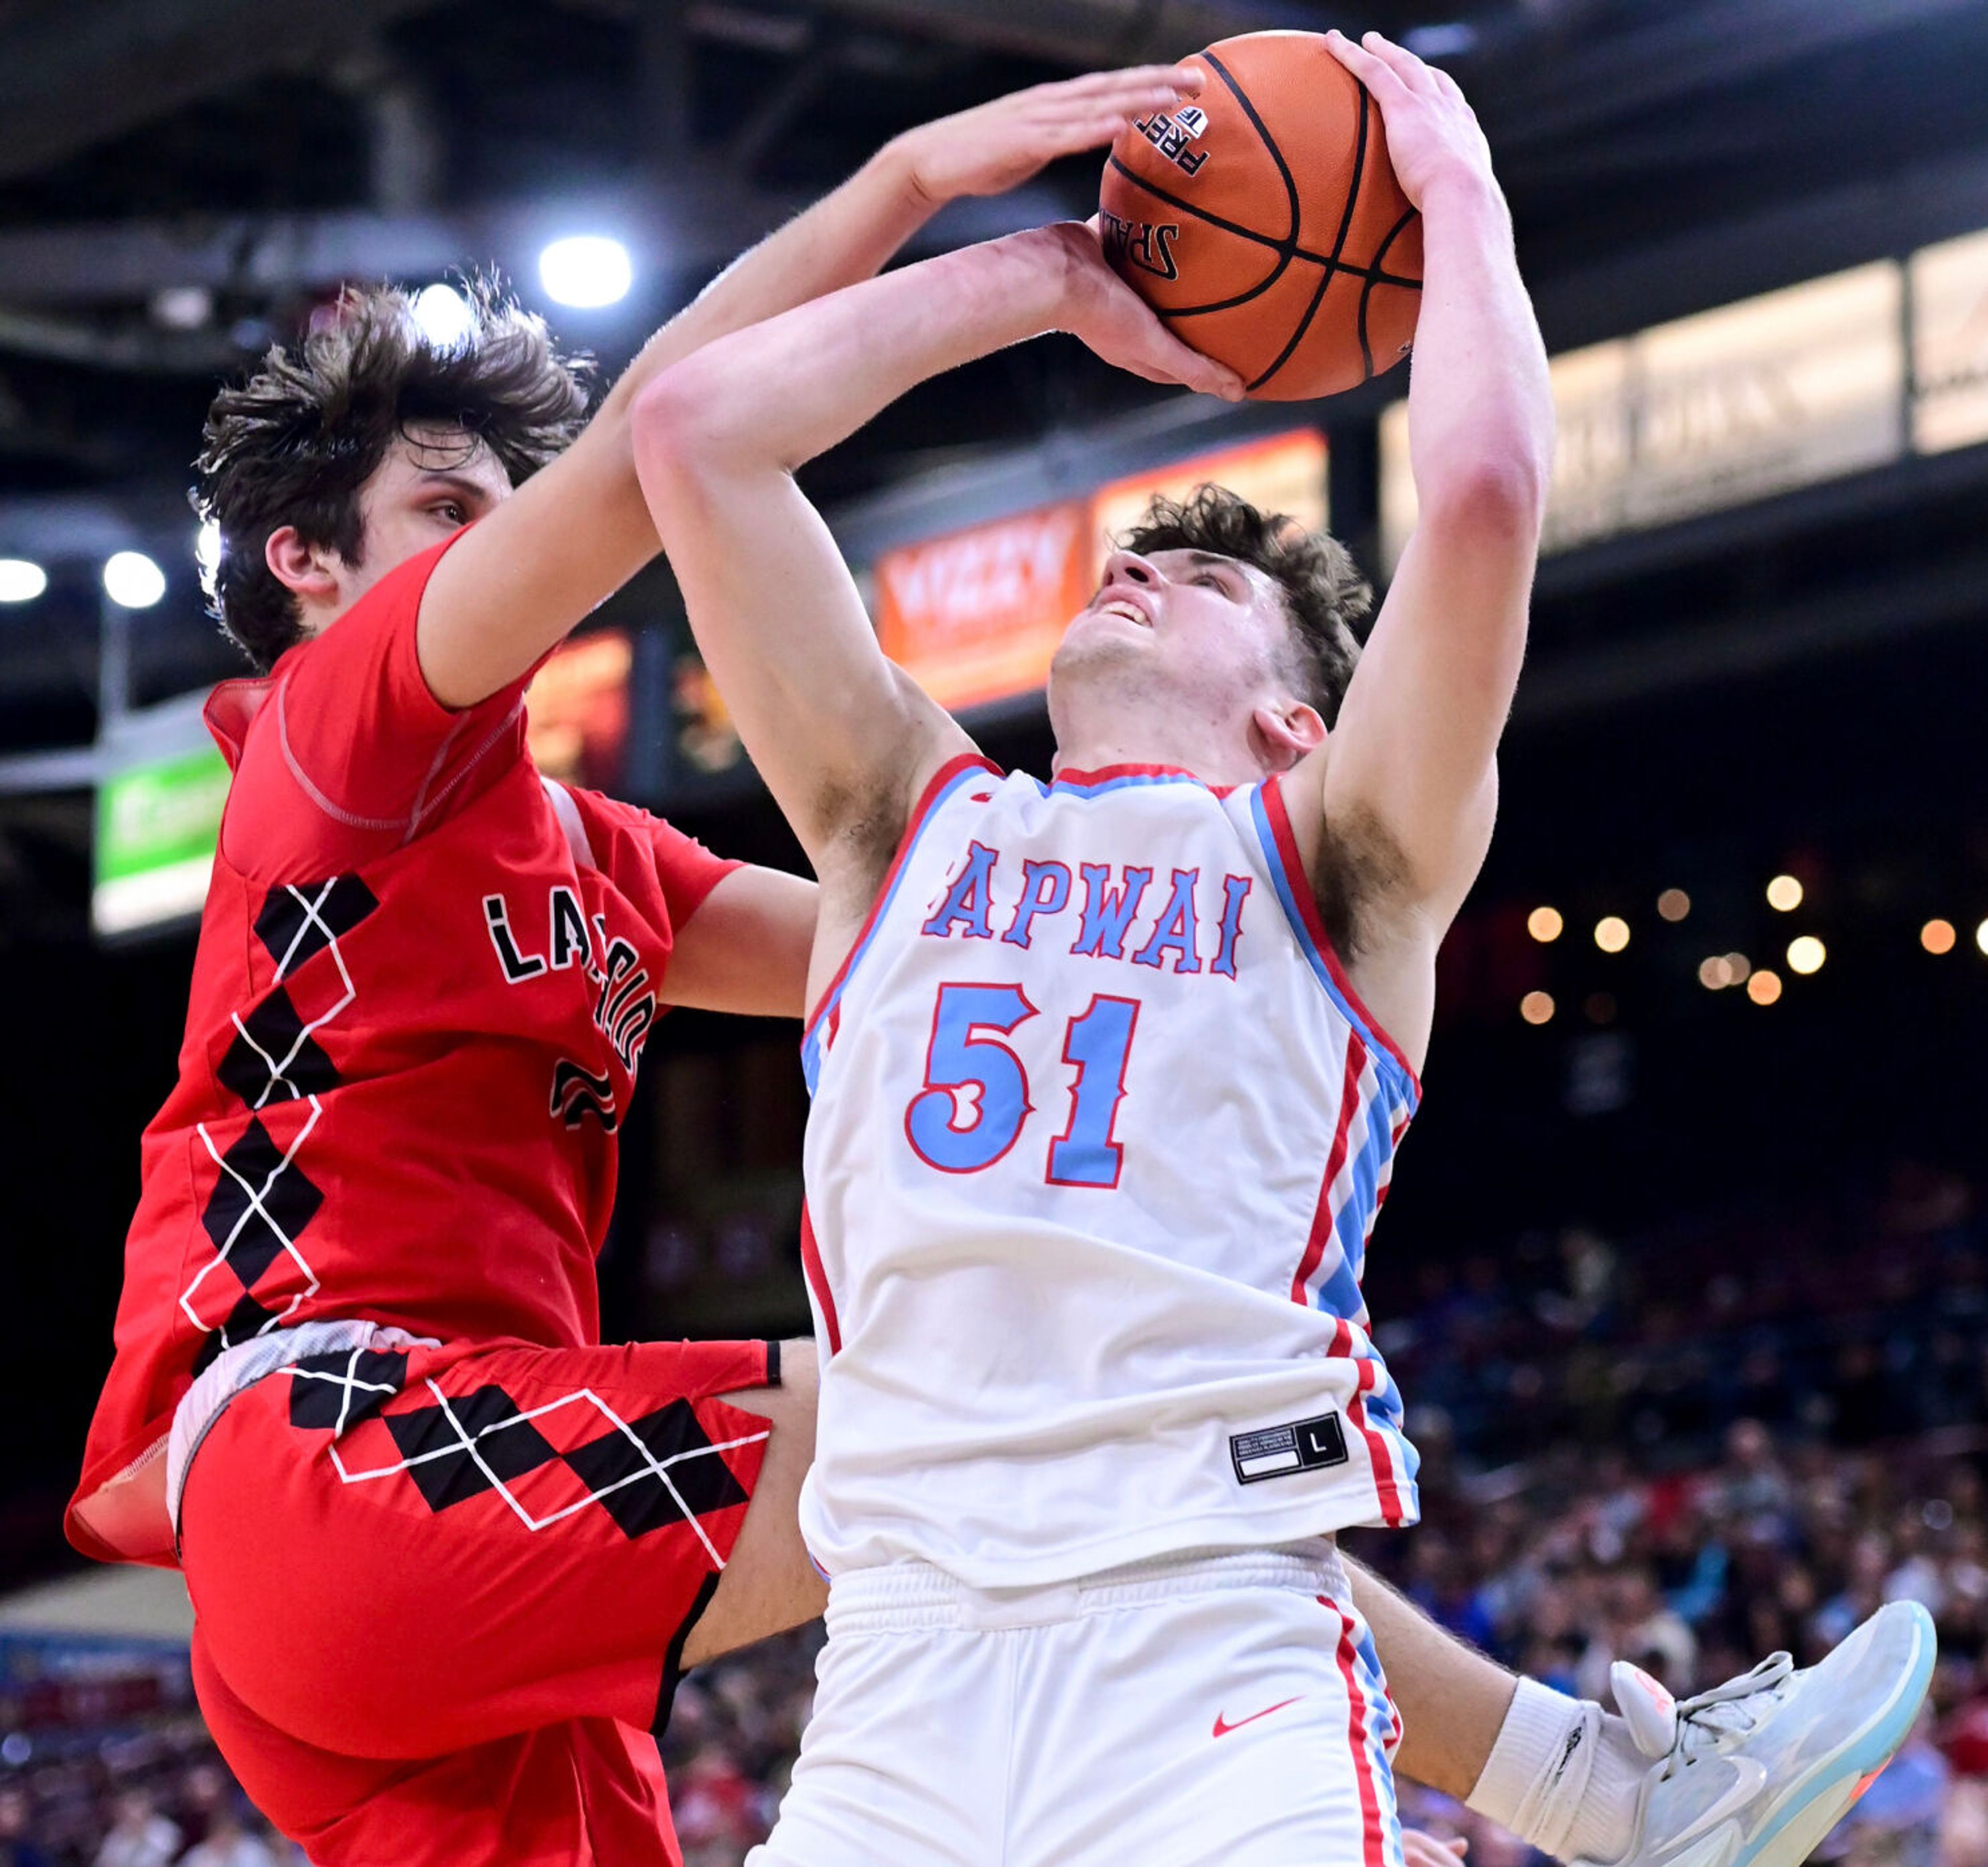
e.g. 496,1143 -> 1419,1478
93,743 -> 231,936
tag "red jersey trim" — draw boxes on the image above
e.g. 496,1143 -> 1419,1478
1259,775 -> 1422,1099
1047,762 -> 1241,798
1329,1600 -> 1393,1867
1054,762 -> 1196,785
1290,1033 -> 1367,1305
1329,1318 -> 1407,1528
798,1201 -> 841,1358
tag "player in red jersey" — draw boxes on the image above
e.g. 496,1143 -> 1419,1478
66,68 -> 1220,1867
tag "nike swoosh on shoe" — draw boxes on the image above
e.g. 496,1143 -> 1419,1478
1667,1759 -> 1770,1851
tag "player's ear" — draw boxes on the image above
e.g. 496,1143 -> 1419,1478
264,524 -> 342,603
1247,698 -> 1326,771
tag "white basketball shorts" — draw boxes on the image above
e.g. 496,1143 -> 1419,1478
748,1542 -> 1405,1867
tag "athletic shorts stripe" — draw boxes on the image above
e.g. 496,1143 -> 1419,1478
1331,1598 -> 1390,1867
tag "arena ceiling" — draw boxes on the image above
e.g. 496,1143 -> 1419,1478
3,0 -> 1985,498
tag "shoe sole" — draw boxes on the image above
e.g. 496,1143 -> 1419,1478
1727,1601 -> 1936,1867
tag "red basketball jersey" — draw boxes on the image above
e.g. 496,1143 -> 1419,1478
69,532 -> 736,1563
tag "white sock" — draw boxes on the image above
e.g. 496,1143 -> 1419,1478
1466,1677 -> 1648,1863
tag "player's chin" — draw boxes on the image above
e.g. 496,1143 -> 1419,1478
1058,610 -> 1151,658
1049,629 -> 1153,717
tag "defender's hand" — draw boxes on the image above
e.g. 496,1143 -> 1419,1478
1323,30 -> 1497,210
887,66 -> 1204,207
1402,1831 -> 1470,1867
1036,221 -> 1243,400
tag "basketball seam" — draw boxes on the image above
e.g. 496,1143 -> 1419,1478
1356,205 -> 1421,382
1115,163 -> 1292,315
1247,79 -> 1372,394
1129,51 -> 1300,320
1106,159 -> 1419,290
1203,49 -> 1300,248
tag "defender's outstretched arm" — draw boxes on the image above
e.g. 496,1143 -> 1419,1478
416,68 -> 1211,709
630,223 -> 1237,928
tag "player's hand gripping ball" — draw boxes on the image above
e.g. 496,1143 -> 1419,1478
1099,30 -> 1424,400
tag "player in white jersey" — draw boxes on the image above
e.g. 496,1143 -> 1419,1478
631,29 -> 1935,1867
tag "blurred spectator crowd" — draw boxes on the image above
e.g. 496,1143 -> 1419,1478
2,1165 -> 1982,1867
0,1721 -> 300,1866
1356,1163 -> 1988,1867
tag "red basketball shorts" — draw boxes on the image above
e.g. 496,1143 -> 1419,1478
178,1334 -> 777,1867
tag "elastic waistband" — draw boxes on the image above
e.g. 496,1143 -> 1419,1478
825,1540 -> 1348,1638
166,1319 -> 438,1538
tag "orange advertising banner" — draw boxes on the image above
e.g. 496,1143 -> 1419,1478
1090,430 -> 1329,575
873,499 -> 1092,712
871,428 -> 1328,714
525,628 -> 632,790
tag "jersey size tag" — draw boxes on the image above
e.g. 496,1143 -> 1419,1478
1230,1413 -> 1349,1485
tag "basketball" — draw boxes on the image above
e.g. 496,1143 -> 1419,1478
1099,31 -> 1423,400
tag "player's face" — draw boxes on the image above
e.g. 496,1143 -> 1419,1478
1050,547 -> 1306,758
323,424 -> 513,619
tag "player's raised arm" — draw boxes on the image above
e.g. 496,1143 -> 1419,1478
629,220 -> 1239,893
417,66 -> 1212,708
1305,32 -> 1552,928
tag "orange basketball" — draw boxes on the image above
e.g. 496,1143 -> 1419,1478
1100,31 -> 1423,400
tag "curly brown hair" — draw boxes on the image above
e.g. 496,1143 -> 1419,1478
1119,483 -> 1372,725
193,279 -> 593,671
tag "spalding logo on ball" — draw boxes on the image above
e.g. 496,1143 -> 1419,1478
1101,30 -> 1424,401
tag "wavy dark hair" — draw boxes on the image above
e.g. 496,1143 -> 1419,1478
1119,484 -> 1372,725
193,279 -> 593,671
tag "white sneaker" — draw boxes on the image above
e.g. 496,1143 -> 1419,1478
1580,1600 -> 1937,1867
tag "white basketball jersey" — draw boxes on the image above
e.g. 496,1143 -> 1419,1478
796,756 -> 1421,1587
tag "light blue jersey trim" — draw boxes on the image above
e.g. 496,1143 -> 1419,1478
1037,768 -> 1223,798
1247,784 -> 1418,1113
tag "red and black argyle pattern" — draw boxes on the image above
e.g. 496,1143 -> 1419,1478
189,878 -> 377,1376
286,1350 -> 751,1541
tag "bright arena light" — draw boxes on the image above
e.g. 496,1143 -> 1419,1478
1527,905 -> 1563,943
539,236 -> 633,309
1786,935 -> 1826,976
1922,919 -> 1956,955
195,519 -> 222,583
1766,874 -> 1804,912
1657,888 -> 1691,922
412,283 -> 477,350
1520,990 -> 1555,1025
1976,918 -> 1988,958
1594,915 -> 1630,953
0,557 -> 47,602
1747,968 -> 1783,1005
102,550 -> 165,608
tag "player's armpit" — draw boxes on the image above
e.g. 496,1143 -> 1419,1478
663,865 -> 818,1018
